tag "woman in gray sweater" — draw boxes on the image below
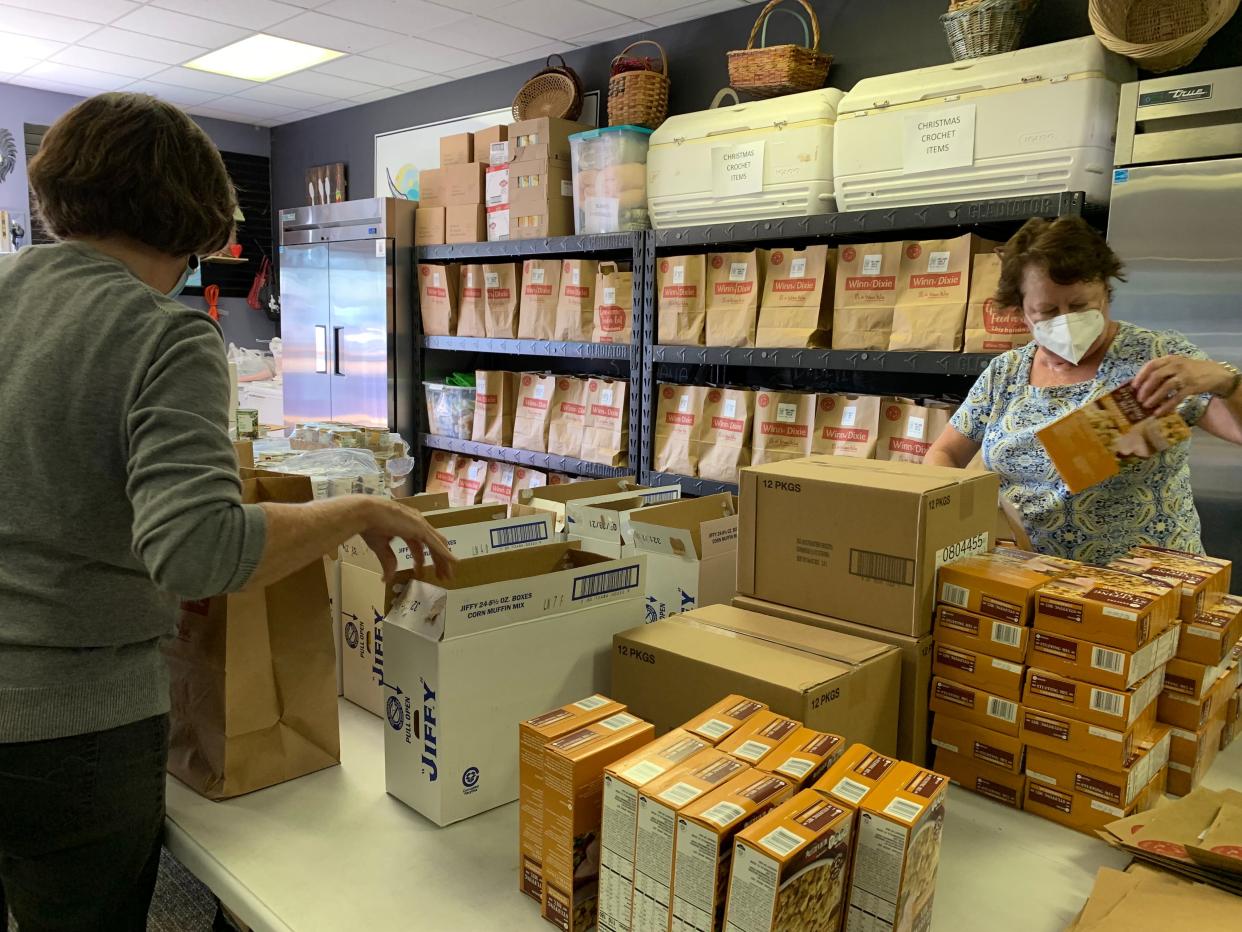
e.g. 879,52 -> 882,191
0,92 -> 454,930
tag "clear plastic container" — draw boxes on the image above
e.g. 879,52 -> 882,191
569,125 -> 653,235
424,383 -> 476,439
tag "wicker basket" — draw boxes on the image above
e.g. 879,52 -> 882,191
608,40 -> 670,130
942,0 -> 1039,61
727,0 -> 832,99
512,54 -> 585,121
1089,0 -> 1239,72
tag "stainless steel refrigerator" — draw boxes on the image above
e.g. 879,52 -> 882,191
278,198 -> 417,440
1108,66 -> 1242,591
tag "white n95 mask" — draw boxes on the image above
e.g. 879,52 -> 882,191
1031,309 -> 1106,365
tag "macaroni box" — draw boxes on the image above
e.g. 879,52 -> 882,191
1025,624 -> 1179,692
929,713 -> 1024,775
929,676 -> 1021,738
1033,566 -> 1179,652
932,748 -> 1025,809
1020,700 -> 1157,770
934,604 -> 1028,666
931,642 -> 1025,701
937,549 -> 1080,626
1163,653 -> 1235,702
1022,667 -> 1165,732
759,727 -> 847,788
813,743 -> 899,809
717,711 -> 803,768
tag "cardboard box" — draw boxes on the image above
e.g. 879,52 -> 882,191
732,595 -> 934,766
615,606 -> 902,753
1157,665 -> 1235,731
670,770 -> 798,932
758,727 -> 847,788
441,162 -> 486,205
932,642 -> 1025,701
843,762 -> 948,932
1025,766 -> 1166,834
929,676 -> 1022,738
938,549 -> 1080,626
487,204 -> 509,242
682,695 -> 769,747
439,131 -> 473,166
1163,653 -> 1236,702
625,494 -> 738,621
1020,700 -> 1158,770
520,696 -> 627,902
1177,594 -> 1242,665
340,560 -> 387,716
511,199 -> 576,240
518,475 -> 641,532
934,604 -> 1028,665
446,203 -> 485,244
725,790 -> 856,932
930,713 -> 1024,775
1024,725 -> 1170,810
485,164 -> 509,208
1112,546 -> 1231,622
1034,566 -> 1180,652
1166,714 -> 1226,797
325,555 -> 342,696
475,124 -> 507,164
1023,667 -> 1165,732
543,713 -> 656,931
933,748 -> 1025,809
632,751 -> 751,932
383,542 -> 645,826
736,456 -> 998,637
415,205 -> 446,245
564,487 -> 682,557
339,492 -> 450,572
813,743 -> 899,809
1026,624 -> 1180,692
418,168 -> 443,207
597,730 -> 714,932
510,158 -> 574,206
717,710 -> 803,767
508,117 -> 589,163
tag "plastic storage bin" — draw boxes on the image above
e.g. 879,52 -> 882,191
424,383 -> 476,439
569,125 -> 654,234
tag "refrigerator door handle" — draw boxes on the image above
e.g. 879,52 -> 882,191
333,326 -> 345,376
314,325 -> 328,373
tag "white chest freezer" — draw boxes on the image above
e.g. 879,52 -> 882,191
647,87 -> 845,228
833,37 -> 1135,211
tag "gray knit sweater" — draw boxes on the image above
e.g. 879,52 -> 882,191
0,242 -> 267,742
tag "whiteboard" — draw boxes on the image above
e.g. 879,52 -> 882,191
373,108 -> 510,201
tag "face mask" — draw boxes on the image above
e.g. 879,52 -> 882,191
167,257 -> 199,298
1031,309 -> 1106,365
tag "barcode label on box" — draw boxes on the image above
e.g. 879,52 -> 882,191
831,777 -> 870,805
758,827 -> 803,857
1090,689 -> 1125,718
599,713 -> 639,732
490,520 -> 550,549
733,740 -> 770,762
1102,606 -> 1138,621
622,760 -> 667,785
987,697 -> 1018,724
1090,799 -> 1123,818
992,622 -> 1022,648
883,798 -> 924,822
658,782 -> 702,807
1088,725 -> 1123,742
574,695 -> 609,711
1091,646 -> 1126,675
702,801 -> 747,828
696,719 -> 732,740
942,583 -> 970,607
776,757 -> 815,779
851,549 -> 915,586
572,565 -> 641,601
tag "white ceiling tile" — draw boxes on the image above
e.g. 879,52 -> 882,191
364,37 -> 486,72
0,54 -> 41,76
7,74 -> 100,96
152,65 -> 259,94
644,0 -> 743,26
488,0 -> 628,41
267,12 -> 394,53
315,0 -> 465,33
1,0 -> 139,25
303,97 -> 362,114
396,73 -> 453,92
501,41 -> 576,65
349,86 -> 398,103
445,59 -> 506,79
572,21 -> 653,46
24,62 -> 128,91
425,0 -> 499,11
123,79 -> 222,106
424,15 -> 552,57
185,105 -> 265,123
274,69 -> 381,98
0,5 -> 99,41
203,96 -> 298,119
272,0 -> 333,7
111,7 -> 250,47
149,0 -> 305,31
581,0 -> 701,18
314,55 -> 429,87
78,27 -> 207,64
0,29 -> 67,60
235,82 -> 333,109
49,47 -> 165,79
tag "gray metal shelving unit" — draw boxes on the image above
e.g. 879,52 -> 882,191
420,434 -> 631,480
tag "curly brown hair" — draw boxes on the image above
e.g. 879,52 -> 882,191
28,93 -> 237,258
996,216 -> 1125,309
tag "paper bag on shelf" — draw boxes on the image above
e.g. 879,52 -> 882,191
553,259 -> 598,342
510,466 -> 548,503
653,383 -> 706,477
452,456 -> 488,507
418,263 -> 459,336
472,370 -> 518,447
751,390 -> 816,466
517,258 -> 561,341
547,376 -> 588,458
890,235 -> 987,352
813,393 -> 882,458
512,373 -> 558,453
425,451 -> 460,496
755,245 -> 836,348
965,252 -> 1031,354
698,387 -> 754,485
705,251 -> 763,347
483,262 -> 522,338
832,242 -> 903,351
876,398 -> 954,463
456,264 -> 488,338
657,254 -> 707,346
581,377 -> 628,467
593,261 -> 633,344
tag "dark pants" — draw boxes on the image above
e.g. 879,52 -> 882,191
0,714 -> 169,932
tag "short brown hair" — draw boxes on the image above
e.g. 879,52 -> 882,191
28,93 -> 236,257
996,216 -> 1125,308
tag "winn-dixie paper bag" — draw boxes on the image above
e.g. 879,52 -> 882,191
513,373 -> 557,453
889,235 -> 979,351
553,258 -> 598,342
593,261 -> 634,344
452,456 -> 488,507
482,461 -> 517,506
698,387 -> 754,484
456,264 -> 487,337
166,471 -> 339,799
418,263 -> 459,336
812,393 -> 882,458
472,370 -> 518,446
658,254 -> 707,346
510,466 -> 548,503
581,377 -> 628,466
653,383 -> 706,476
547,376 -> 588,458
876,398 -> 954,463
706,251 -> 763,347
755,245 -> 836,348
965,252 -> 1031,354
751,390 -> 816,465
483,262 -> 522,338
425,451 -> 459,496
517,258 -> 561,340
832,242 -> 902,350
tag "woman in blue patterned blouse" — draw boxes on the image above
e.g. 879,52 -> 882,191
925,216 -> 1242,563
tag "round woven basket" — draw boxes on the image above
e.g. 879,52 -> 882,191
1089,0 -> 1240,72
512,55 -> 584,121
608,40 -> 670,130
941,0 -> 1039,61
727,0 -> 832,99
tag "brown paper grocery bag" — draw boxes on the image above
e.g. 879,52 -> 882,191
876,398 -> 954,463
965,252 -> 1032,354
752,390 -> 816,465
890,235 -> 988,351
512,373 -> 557,453
164,472 -> 339,800
812,394 -> 882,458
593,262 -> 633,344
581,377 -> 628,466
553,259 -> 598,342
509,466 -> 548,503
706,251 -> 763,347
755,245 -> 836,348
425,451 -> 459,496
452,456 -> 488,507
472,370 -> 518,446
482,461 -> 517,506
517,258 -> 561,340
417,263 -> 459,336
484,263 -> 522,338
653,383 -> 707,476
457,264 -> 487,338
657,254 -> 707,346
547,376 -> 588,457
832,242 -> 903,350
699,387 -> 754,484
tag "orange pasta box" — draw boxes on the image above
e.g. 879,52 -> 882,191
1112,546 -> 1231,622
931,641 -> 1024,701
1022,667 -> 1165,733
812,743 -> 899,809
1025,624 -> 1180,692
937,549 -> 1081,626
683,695 -> 769,746
1177,594 -> 1242,665
725,790 -> 855,932
932,748 -> 1025,809
716,710 -> 803,768
1020,698 -> 1158,770
934,604 -> 1029,665
1033,565 -> 1180,652
929,677 -> 1021,738
1024,766 -> 1166,834
929,713 -> 1024,775
1023,724 -> 1170,812
759,727 -> 847,789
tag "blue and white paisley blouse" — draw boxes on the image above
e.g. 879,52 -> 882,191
951,321 -> 1213,564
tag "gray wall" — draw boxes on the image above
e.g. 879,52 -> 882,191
269,0 -> 1242,213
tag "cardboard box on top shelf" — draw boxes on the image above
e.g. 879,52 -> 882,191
440,131 -> 473,166
519,695 -> 626,903
737,456 -> 998,638
508,116 -> 591,163
382,542 -> 645,826
933,748 -> 1025,809
1025,766 -> 1167,834
929,676 -> 1022,738
418,168 -> 443,207
509,158 -> 574,209
669,769 -> 798,932
932,641 -> 1025,701
485,165 -> 509,208
812,743 -> 898,810
937,549 -> 1081,627
1177,594 -> 1242,665
1026,624 -> 1180,693
725,790 -> 856,932
596,730 -> 713,932
732,595 -> 934,767
1110,546 -> 1231,622
934,604 -> 1029,666
542,713 -> 656,932
682,695 -> 769,747
1025,725 -> 1170,811
445,203 -> 485,244
414,207 -> 446,245
1023,666 -> 1166,733
1020,699 -> 1158,770
631,751 -> 751,932
475,124 -> 507,165
441,162 -> 486,205
1033,565 -> 1181,652
930,713 -> 1024,775
1158,664 -> 1235,732
716,710 -> 803,768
